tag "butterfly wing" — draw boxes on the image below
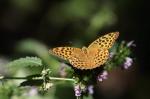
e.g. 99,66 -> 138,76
50,47 -> 91,69
85,32 -> 119,69
88,32 -> 119,49
92,49 -> 109,67
68,48 -> 109,69
50,47 -> 83,60
68,55 -> 92,69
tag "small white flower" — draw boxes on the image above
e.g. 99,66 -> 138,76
45,82 -> 53,89
127,41 -> 136,47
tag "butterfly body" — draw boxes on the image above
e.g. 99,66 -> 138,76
50,32 -> 119,70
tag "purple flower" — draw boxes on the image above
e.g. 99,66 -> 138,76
127,41 -> 136,47
97,71 -> 108,82
123,57 -> 133,69
74,85 -> 81,97
88,85 -> 94,95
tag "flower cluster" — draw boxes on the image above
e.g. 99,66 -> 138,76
74,84 -> 81,97
97,71 -> 108,82
123,57 -> 133,69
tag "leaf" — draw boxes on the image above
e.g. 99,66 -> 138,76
20,80 -> 43,86
16,39 -> 61,75
26,74 -> 42,79
7,56 -> 42,67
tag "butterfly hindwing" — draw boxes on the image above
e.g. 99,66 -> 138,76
68,48 -> 109,69
93,49 -> 109,67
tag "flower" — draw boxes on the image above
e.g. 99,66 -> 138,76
97,71 -> 108,82
88,85 -> 94,95
127,41 -> 136,47
123,57 -> 133,69
45,82 -> 53,90
74,84 -> 81,97
109,52 -> 115,58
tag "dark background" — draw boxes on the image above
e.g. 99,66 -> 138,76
0,0 -> 150,99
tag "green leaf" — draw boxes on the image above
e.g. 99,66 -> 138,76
20,80 -> 43,87
7,56 -> 42,67
15,39 -> 61,75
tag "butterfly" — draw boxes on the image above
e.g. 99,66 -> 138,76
50,32 -> 119,70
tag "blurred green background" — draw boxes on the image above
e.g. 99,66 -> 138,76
0,0 -> 150,99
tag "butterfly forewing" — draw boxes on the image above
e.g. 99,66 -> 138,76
88,32 -> 119,49
50,47 -> 83,60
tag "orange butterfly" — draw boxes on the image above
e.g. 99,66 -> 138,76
50,32 -> 119,70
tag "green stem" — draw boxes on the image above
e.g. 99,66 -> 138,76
50,77 -> 75,82
76,96 -> 81,99
0,76 -> 74,82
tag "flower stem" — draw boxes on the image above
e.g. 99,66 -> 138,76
49,77 -> 75,82
76,96 -> 81,99
0,76 -> 74,82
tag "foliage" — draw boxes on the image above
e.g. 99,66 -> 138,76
7,57 -> 42,67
